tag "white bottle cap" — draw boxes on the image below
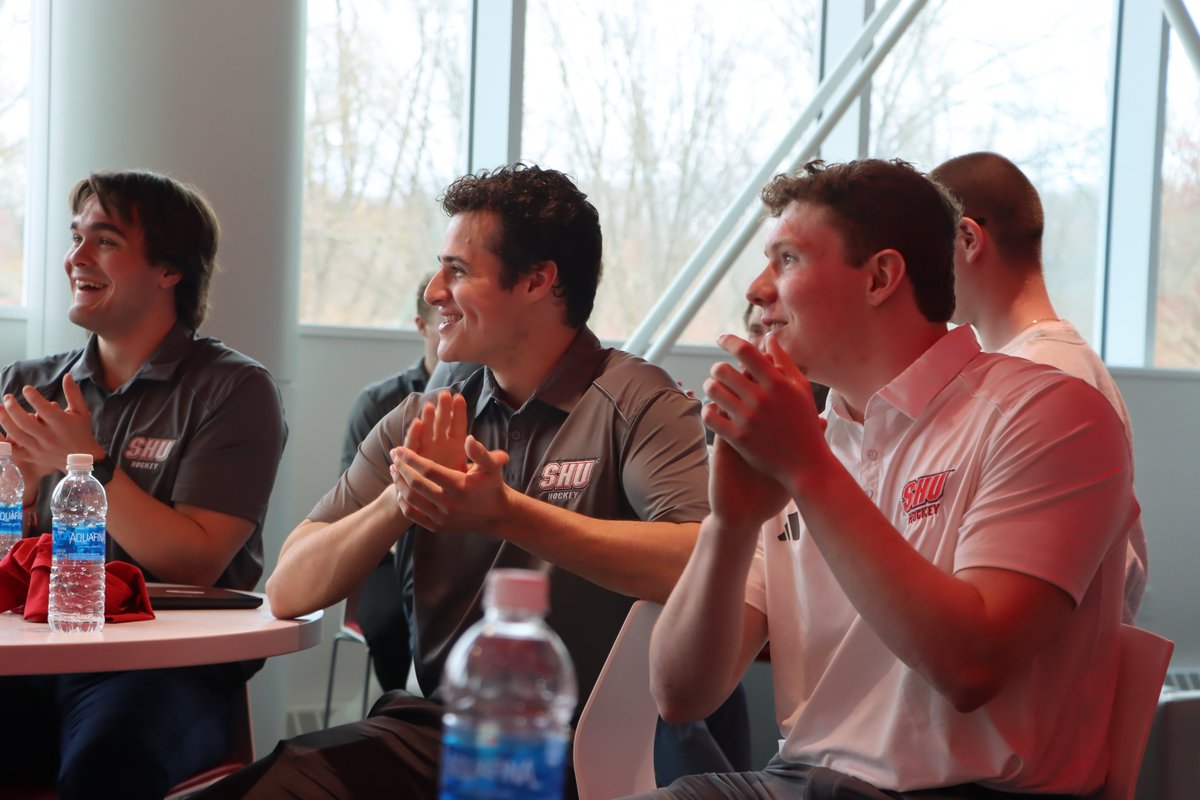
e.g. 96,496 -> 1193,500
66,453 -> 94,471
0,442 -> 11,457
486,568 -> 549,614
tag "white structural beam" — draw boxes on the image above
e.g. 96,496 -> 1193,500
466,0 -> 526,171
819,0 -> 874,162
1101,0 -> 1170,366
1161,0 -> 1200,78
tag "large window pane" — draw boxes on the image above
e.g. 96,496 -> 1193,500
301,0 -> 468,328
870,0 -> 1113,343
522,0 -> 819,344
1155,34 -> 1200,368
0,0 -> 30,308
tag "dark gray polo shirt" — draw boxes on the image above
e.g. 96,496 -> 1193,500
310,327 -> 709,703
1,323 -> 287,590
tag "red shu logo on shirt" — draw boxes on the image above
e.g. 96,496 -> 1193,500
538,459 -> 598,502
124,436 -> 177,470
900,469 -> 954,524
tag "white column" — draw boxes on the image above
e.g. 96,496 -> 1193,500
32,0 -> 306,755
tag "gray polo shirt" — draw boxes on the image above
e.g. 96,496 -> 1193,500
310,327 -> 709,702
1,323 -> 287,590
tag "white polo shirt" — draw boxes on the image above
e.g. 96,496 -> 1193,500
998,319 -> 1147,622
745,325 -> 1133,794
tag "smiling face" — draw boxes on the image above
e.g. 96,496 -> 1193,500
424,211 -> 530,370
64,197 -> 180,339
746,201 -> 870,385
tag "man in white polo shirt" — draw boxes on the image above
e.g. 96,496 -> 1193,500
642,159 -> 1133,799
931,150 -> 1147,622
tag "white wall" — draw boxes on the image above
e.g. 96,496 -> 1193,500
1112,367 -> 1200,666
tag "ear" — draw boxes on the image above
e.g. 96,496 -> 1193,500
958,216 -> 985,264
524,260 -> 559,302
863,249 -> 907,308
414,315 -> 427,335
157,264 -> 183,290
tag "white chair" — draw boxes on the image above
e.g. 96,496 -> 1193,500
1097,623 -> 1174,800
573,600 -> 662,800
322,586 -> 373,727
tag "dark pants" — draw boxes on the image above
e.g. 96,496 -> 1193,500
633,755 -> 1083,800
199,686 -> 747,800
194,692 -> 464,800
0,665 -> 238,800
655,683 -> 752,785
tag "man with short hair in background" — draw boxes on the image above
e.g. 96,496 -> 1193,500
0,171 -> 286,799
931,151 -> 1147,622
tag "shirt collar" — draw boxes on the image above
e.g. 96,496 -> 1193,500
874,325 -> 980,419
473,327 -> 605,419
69,322 -> 196,390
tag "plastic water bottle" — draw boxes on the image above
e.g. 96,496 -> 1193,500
0,442 -> 23,558
48,453 -> 107,633
439,568 -> 578,800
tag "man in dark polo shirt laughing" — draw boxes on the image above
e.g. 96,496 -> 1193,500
0,171 -> 286,799
198,164 -> 727,799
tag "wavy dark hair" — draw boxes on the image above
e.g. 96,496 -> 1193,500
761,159 -> 960,323
440,163 -> 602,328
70,170 -> 220,331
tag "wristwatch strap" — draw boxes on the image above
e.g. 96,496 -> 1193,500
92,454 -> 116,486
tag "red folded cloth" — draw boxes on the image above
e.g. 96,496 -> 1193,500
0,533 -> 156,623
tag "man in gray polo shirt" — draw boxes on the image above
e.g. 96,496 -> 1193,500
200,164 -> 720,799
0,170 -> 286,799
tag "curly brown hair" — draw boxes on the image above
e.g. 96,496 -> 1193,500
440,163 -> 602,328
761,159 -> 961,323
70,171 -> 220,331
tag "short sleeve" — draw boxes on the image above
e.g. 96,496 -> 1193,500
170,366 -> 287,525
310,393 -> 422,523
955,378 -> 1133,605
618,388 -> 710,523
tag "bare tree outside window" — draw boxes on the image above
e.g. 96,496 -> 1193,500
301,0 -> 468,328
1155,40 -> 1200,369
0,0 -> 30,308
522,0 -> 820,344
870,0 -> 1112,343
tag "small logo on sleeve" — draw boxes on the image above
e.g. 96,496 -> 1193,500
900,469 -> 955,524
537,458 -> 598,502
777,509 -> 802,542
123,436 -> 177,471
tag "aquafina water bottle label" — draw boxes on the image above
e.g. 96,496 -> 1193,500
439,721 -> 569,800
0,504 -> 20,530
52,519 -> 106,561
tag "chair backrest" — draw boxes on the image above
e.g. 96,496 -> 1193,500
1099,624 -> 1174,800
573,600 -> 663,800
342,583 -> 366,640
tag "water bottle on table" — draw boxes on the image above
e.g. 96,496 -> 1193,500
49,453 -> 107,633
0,442 -> 23,558
439,568 -> 578,800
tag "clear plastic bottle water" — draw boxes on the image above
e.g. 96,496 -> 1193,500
439,568 -> 578,800
0,442 -> 24,558
0,441 -> 24,559
48,453 -> 107,633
